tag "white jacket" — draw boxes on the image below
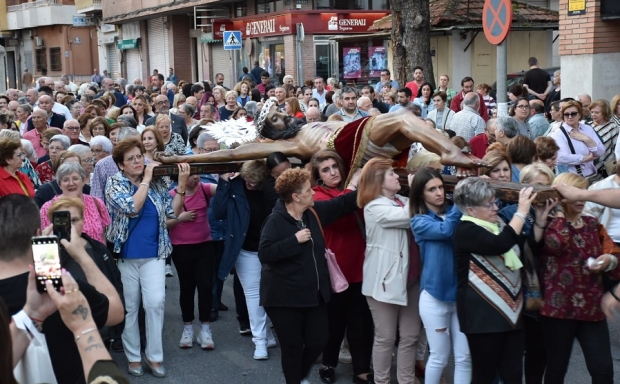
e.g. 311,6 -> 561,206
584,175 -> 620,242
427,108 -> 455,130
362,195 -> 411,306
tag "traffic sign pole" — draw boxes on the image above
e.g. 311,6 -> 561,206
496,41 -> 508,116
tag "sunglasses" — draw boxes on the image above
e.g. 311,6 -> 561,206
563,112 -> 579,118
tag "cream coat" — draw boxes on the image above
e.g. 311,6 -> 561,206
427,108 -> 455,130
362,195 -> 411,306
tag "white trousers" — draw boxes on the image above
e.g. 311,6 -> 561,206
419,290 -> 471,384
118,258 -> 166,363
235,250 -> 274,346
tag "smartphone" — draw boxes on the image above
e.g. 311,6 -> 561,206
52,211 -> 71,242
32,236 -> 63,293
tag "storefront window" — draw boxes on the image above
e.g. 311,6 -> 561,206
256,0 -> 284,14
315,0 -> 389,10
337,40 -> 388,84
234,2 -> 247,17
315,44 -> 331,81
259,42 -> 285,84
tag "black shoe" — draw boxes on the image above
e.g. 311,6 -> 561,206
239,324 -> 251,335
353,373 -> 375,384
218,302 -> 229,311
319,366 -> 336,384
210,309 -> 218,322
111,339 -> 124,352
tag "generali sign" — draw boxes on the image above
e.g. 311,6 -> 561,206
213,11 -> 390,39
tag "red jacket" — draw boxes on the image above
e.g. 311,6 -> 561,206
469,133 -> 490,159
0,167 -> 35,198
450,91 -> 489,122
312,185 -> 365,283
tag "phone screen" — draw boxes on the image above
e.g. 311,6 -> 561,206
53,211 -> 71,242
32,236 -> 62,292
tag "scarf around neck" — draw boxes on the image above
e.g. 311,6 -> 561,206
461,215 -> 523,271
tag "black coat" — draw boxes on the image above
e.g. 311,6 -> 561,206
144,113 -> 188,144
26,112 -> 66,131
258,192 -> 358,308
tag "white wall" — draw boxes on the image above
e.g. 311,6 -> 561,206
451,30 -> 472,89
561,52 -> 620,101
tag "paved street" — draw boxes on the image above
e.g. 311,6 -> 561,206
112,264 -> 620,383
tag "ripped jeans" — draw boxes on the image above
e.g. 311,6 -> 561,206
419,290 -> 472,384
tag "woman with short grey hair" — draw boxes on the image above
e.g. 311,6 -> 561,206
69,144 -> 95,184
20,138 -> 41,189
452,177 -> 537,383
244,101 -> 258,120
35,134 -> 71,184
39,162 -> 111,243
90,135 -> 113,164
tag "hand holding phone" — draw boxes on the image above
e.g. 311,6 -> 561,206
53,211 -> 71,243
32,236 -> 63,293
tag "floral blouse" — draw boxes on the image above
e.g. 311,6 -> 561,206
104,171 -> 175,259
41,195 -> 111,244
541,216 -> 620,321
165,132 -> 187,156
35,160 -> 55,184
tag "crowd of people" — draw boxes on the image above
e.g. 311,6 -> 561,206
2,56 -> 620,384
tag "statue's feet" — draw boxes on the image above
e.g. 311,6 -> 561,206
441,151 -> 490,169
153,151 -> 179,164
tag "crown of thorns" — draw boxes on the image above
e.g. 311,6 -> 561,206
255,97 -> 278,137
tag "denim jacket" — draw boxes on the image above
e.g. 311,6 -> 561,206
204,173 -> 227,241
105,171 -> 175,259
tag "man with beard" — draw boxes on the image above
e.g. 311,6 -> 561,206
389,88 -> 412,113
155,97 -> 487,179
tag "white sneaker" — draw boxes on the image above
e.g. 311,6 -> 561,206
253,344 -> 268,360
339,344 -> 352,364
165,265 -> 174,277
179,327 -> 193,348
196,330 -> 215,350
267,336 -> 277,348
301,377 -> 311,384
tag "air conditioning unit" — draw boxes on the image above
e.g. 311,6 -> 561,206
35,37 -> 44,47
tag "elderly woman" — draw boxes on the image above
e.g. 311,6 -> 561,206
105,138 -> 189,378
506,136 -> 537,183
212,160 -> 277,359
309,150 -> 373,384
428,92 -> 455,131
19,138 -> 41,189
542,173 -> 620,383
40,162 -> 110,243
212,86 -> 226,110
168,173 -> 217,349
90,116 -> 110,138
410,168 -> 471,384
34,150 -> 87,207
90,135 -> 113,165
15,104 -> 32,135
357,158 -> 421,384
0,136 -> 34,197
549,100 -> 605,180
588,99 -> 619,177
259,167 -> 359,384
178,103 -> 197,133
68,144 -> 94,184
452,177 -> 538,383
219,90 -> 239,121
66,99 -> 82,120
35,134 -> 70,184
245,101 -> 258,121
155,114 -> 185,155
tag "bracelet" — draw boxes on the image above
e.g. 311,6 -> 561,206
139,182 -> 149,187
74,327 -> 97,342
610,284 -> 620,303
534,221 -> 548,229
514,212 -> 527,223
174,188 -> 186,196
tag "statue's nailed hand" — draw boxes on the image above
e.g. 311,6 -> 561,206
153,151 -> 177,164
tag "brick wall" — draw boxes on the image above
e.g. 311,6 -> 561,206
559,0 -> 620,55
169,15 -> 192,83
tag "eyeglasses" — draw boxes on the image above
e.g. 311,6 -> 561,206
92,149 -> 105,155
478,198 -> 500,209
48,146 -> 64,151
82,157 -> 95,164
124,154 -> 144,163
155,101 -> 170,106
516,105 -> 530,109
65,126 -> 80,131
563,112 -> 579,118
14,152 -> 26,159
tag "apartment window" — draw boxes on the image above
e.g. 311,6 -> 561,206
35,48 -> 47,72
50,47 -> 62,71
256,0 -> 284,14
315,0 -> 389,10
234,2 -> 247,17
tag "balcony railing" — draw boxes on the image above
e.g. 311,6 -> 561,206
75,0 -> 102,13
7,0 -> 60,12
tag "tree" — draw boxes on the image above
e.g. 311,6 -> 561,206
390,0 -> 435,90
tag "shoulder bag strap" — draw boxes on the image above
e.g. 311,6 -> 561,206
308,207 -> 325,241
558,124 -> 583,176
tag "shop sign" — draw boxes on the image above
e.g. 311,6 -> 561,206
73,16 -> 96,27
117,39 -> 139,50
214,11 -> 389,38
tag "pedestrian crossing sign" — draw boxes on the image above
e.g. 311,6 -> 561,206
223,31 -> 242,51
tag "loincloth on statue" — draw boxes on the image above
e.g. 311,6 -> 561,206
326,116 -> 409,183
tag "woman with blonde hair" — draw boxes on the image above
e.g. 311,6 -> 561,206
358,158 -> 421,384
212,86 -> 226,110
142,126 -> 165,163
234,81 -> 251,107
478,149 -> 512,182
219,90 -> 239,121
156,114 -> 186,155
132,95 -> 153,126
541,172 -> 620,383
173,93 -> 186,109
